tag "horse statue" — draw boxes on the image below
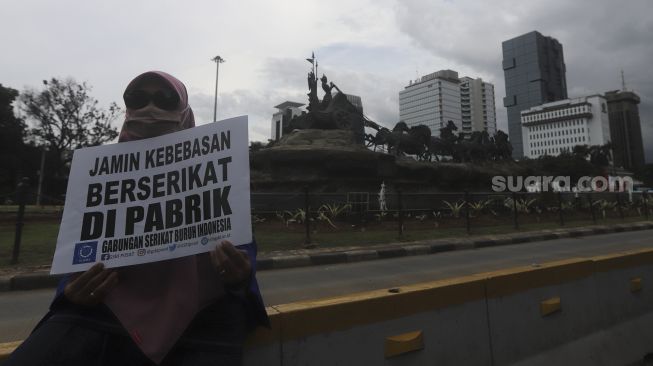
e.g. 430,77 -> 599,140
366,115 -> 514,164
372,121 -> 431,159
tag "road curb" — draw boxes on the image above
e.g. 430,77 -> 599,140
429,242 -> 457,253
310,252 -> 348,266
268,255 -> 311,269
345,249 -> 379,262
2,220 -> 652,292
10,273 -> 63,291
0,278 -> 10,292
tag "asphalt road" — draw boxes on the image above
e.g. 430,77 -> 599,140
1,229 -> 652,343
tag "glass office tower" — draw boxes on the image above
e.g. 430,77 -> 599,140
502,31 -> 568,158
605,90 -> 645,171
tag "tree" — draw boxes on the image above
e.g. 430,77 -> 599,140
571,143 -> 612,168
249,141 -> 265,152
19,78 -> 121,199
19,78 -> 120,164
0,84 -> 36,194
588,143 -> 612,167
0,84 -> 25,142
572,144 -> 590,158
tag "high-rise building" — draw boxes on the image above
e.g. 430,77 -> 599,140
399,70 -> 461,134
271,101 -> 304,141
460,77 -> 497,135
399,69 -> 495,136
522,95 -> 611,159
502,31 -> 568,158
605,90 -> 645,171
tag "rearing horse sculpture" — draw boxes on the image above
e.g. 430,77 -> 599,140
373,121 -> 431,159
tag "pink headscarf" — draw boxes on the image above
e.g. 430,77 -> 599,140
106,71 -> 223,364
118,71 -> 195,141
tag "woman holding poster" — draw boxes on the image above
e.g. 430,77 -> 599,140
6,71 -> 269,366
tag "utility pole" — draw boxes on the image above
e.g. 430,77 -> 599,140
211,55 -> 225,122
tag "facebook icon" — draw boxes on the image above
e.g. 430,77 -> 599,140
72,241 -> 98,265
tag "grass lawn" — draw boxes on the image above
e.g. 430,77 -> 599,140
2,214 -> 647,271
0,222 -> 61,270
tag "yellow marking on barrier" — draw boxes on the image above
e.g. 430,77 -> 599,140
540,297 -> 561,316
249,254 -> 650,341
245,307 -> 282,347
384,330 -> 424,358
485,259 -> 593,298
275,274 -> 487,340
631,277 -> 643,293
0,340 -> 21,362
593,248 -> 653,272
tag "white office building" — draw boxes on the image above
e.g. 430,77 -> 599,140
460,77 -> 497,135
399,70 -> 496,136
271,101 -> 304,141
399,70 -> 462,133
522,95 -> 611,158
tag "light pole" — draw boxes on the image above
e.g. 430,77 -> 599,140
211,55 -> 225,122
36,146 -> 47,206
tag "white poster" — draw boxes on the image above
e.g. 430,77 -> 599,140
51,116 -> 251,274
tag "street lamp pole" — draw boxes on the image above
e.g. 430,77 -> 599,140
36,146 -> 47,206
211,55 -> 225,122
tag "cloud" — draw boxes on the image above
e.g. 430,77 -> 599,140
1,0 -> 651,161
191,53 -> 407,142
394,0 -> 653,161
191,89 -> 280,142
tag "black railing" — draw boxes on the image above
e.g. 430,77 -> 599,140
4,186 -> 650,263
249,190 -> 651,245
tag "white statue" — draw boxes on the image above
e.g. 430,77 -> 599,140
378,181 -> 388,212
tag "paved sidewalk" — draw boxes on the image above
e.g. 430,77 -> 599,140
2,221 -> 652,292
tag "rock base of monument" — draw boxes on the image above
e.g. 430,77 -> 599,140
251,130 -> 381,192
250,130 -> 524,193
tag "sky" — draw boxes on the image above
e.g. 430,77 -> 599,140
1,0 -> 652,161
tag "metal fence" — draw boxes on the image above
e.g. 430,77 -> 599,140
250,190 -> 651,240
3,187 -> 650,262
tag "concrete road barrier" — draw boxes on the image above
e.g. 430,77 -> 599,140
241,248 -> 653,365
3,248 -> 653,365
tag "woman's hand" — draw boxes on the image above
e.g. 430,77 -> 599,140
210,241 -> 251,289
64,263 -> 119,306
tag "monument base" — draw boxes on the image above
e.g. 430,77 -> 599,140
250,130 -> 524,193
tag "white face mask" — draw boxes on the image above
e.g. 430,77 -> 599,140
123,104 -> 187,139
120,72 -> 195,141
